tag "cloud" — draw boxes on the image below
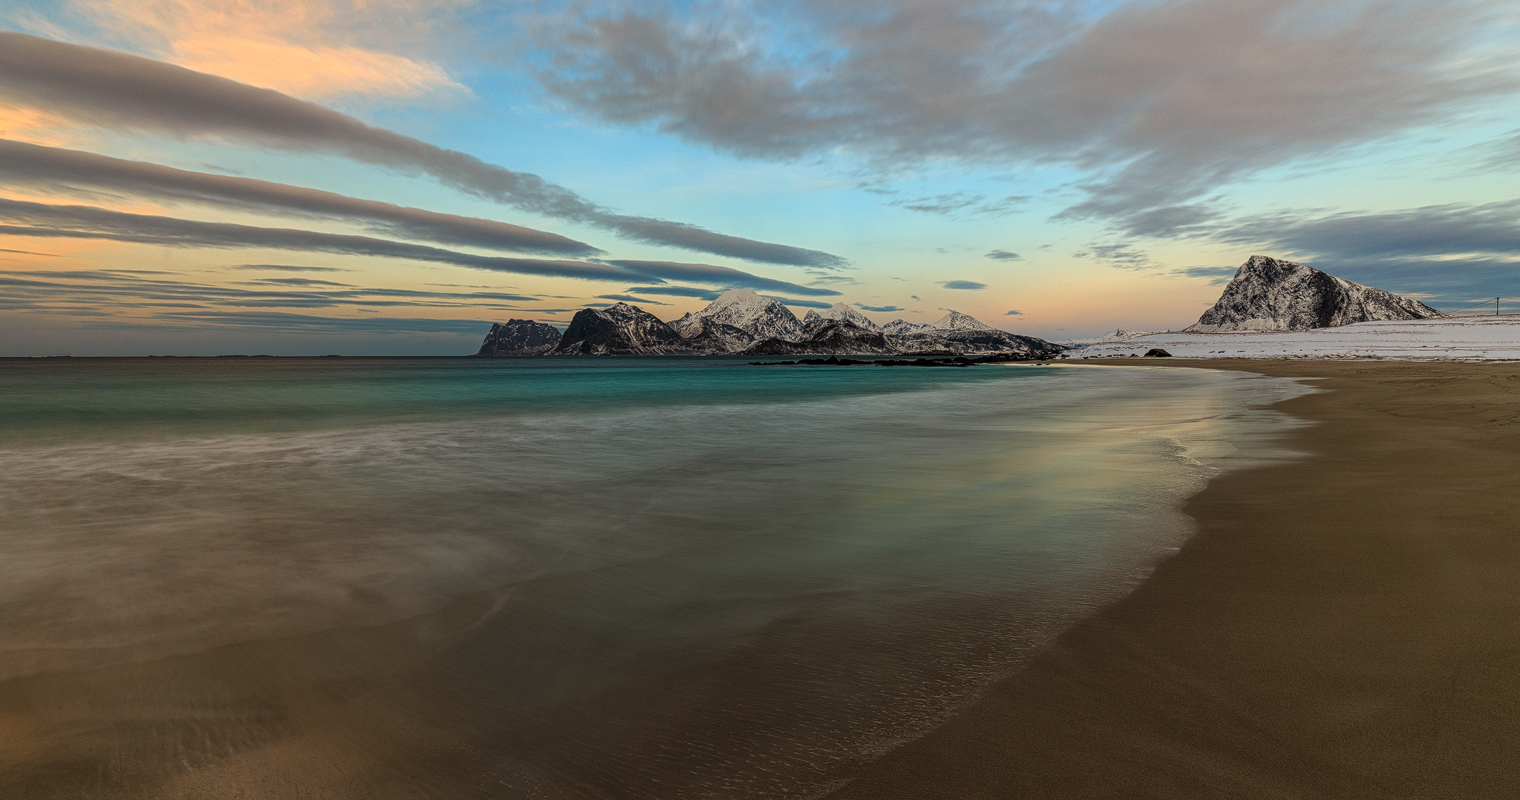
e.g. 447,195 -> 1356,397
0,197 -> 630,281
155,311 -> 491,334
910,295 -> 920,301
890,192 -> 1027,216
939,280 -> 987,290
1218,199 -> 1520,261
775,297 -> 834,309
1075,243 -> 1153,269
228,264 -> 347,272
1165,265 -> 1239,284
854,303 -> 903,312
1479,129 -> 1520,170
246,277 -> 351,287
530,1 -> 1520,230
1004,309 -> 1023,315
806,274 -> 858,285
605,260 -> 841,297
166,38 -> 460,103
984,249 -> 1021,261
0,268 -> 543,313
1210,198 -> 1520,302
622,285 -> 720,300
78,0 -> 469,101
0,139 -> 601,256
597,293 -> 668,305
0,33 -> 846,269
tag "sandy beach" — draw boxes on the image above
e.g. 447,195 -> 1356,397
829,359 -> 1520,799
4,359 -> 1517,798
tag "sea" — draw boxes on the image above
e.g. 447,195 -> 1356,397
0,356 -> 1308,798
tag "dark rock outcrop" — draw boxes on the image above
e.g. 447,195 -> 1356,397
548,303 -> 690,355
1189,255 -> 1443,332
476,319 -> 562,355
1144,348 -> 1172,358
743,319 -> 897,356
896,328 -> 1063,357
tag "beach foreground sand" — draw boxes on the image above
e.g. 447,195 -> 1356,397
829,359 -> 1520,799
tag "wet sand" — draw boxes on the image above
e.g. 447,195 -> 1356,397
829,359 -> 1520,799
7,360 -> 1515,798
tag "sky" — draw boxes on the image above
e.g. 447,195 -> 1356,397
2,0 -> 1518,355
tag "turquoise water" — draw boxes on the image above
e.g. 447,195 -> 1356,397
0,356 -> 1038,445
0,358 -> 1306,798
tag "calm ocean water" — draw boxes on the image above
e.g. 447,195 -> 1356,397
0,357 -> 1306,798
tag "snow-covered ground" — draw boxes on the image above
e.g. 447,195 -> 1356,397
1071,316 -> 1520,361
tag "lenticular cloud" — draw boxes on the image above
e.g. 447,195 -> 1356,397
0,32 -> 847,270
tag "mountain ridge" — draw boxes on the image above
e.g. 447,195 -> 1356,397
484,297 -> 1062,358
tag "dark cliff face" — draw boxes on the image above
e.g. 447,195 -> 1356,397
548,303 -> 690,355
744,320 -> 897,356
477,319 -> 562,355
1192,255 -> 1444,332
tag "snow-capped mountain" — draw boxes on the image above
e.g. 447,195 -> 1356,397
548,303 -> 691,355
670,288 -> 806,341
927,310 -> 995,331
476,319 -> 562,355
803,303 -> 881,332
881,319 -> 929,335
1189,255 -> 1443,332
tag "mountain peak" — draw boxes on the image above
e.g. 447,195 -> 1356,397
549,303 -> 689,355
805,302 -> 880,332
928,310 -> 994,331
675,288 -> 804,340
1190,255 -> 1443,332
477,319 -> 562,355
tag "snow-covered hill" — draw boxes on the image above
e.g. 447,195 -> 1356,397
1190,255 -> 1442,332
1076,316 -> 1520,360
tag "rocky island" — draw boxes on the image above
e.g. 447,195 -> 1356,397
476,289 -> 1063,358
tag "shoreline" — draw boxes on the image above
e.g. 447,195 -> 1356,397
827,358 -> 1520,798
